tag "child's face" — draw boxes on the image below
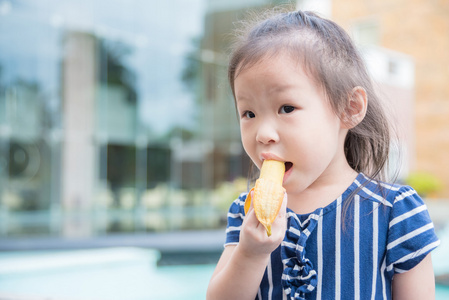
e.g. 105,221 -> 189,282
234,53 -> 349,196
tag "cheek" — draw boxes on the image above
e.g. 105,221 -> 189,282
286,117 -> 339,154
240,125 -> 255,154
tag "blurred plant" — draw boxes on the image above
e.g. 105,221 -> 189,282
1,190 -> 22,210
119,188 -> 137,210
212,177 -> 249,212
99,39 -> 137,104
141,184 -> 168,209
94,189 -> 114,208
181,38 -> 200,85
404,171 -> 443,198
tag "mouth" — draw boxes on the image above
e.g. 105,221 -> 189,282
284,161 -> 293,173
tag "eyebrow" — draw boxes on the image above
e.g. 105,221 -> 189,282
236,83 -> 298,100
234,93 -> 249,103
267,83 -> 299,94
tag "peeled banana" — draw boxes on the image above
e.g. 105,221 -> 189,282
244,160 -> 286,236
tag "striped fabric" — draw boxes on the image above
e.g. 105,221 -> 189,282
225,173 -> 440,300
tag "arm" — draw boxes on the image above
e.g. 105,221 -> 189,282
392,254 -> 435,300
206,243 -> 269,300
206,195 -> 287,300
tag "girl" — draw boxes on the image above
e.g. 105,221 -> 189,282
207,9 -> 440,300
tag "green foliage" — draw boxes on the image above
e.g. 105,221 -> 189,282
212,177 -> 248,212
405,172 -> 443,197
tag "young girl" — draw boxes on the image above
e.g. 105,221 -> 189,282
207,9 -> 440,300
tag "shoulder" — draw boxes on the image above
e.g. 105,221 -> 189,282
225,192 -> 249,245
355,173 -> 423,209
379,181 -> 440,274
228,192 -> 248,215
226,193 -> 247,226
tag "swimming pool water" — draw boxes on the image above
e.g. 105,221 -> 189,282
1,245 -> 448,300
0,248 -> 215,300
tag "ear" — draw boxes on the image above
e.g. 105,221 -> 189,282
341,86 -> 368,129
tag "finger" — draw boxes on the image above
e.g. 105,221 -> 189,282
278,192 -> 288,218
243,204 -> 260,228
274,193 -> 288,231
243,190 -> 267,233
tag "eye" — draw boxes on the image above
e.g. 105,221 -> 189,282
280,105 -> 295,114
242,111 -> 255,119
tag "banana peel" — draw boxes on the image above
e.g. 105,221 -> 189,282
244,160 -> 286,236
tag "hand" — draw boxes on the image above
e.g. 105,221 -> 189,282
238,192 -> 288,259
206,193 -> 288,300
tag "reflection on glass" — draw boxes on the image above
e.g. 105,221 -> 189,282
0,0 -> 290,239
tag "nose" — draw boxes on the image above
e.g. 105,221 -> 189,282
256,121 -> 279,144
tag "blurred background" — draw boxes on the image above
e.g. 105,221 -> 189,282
0,0 -> 448,299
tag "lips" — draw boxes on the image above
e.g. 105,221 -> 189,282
260,153 -> 293,172
261,152 -> 281,161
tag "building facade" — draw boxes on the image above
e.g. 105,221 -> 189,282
1,0 -> 444,242
0,0 -> 292,239
330,0 -> 449,197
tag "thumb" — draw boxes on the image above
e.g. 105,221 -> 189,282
243,189 -> 261,227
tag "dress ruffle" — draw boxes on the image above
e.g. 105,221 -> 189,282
281,208 -> 323,300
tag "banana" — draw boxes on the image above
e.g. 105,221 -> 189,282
244,160 -> 286,236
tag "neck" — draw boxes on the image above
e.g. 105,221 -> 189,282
287,164 -> 358,215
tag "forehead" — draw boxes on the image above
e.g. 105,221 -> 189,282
234,51 -> 318,95
234,44 -> 321,87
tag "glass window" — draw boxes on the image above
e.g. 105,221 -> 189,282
0,0 -> 294,239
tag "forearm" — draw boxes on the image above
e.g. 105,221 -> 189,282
206,245 -> 270,300
208,196 -> 287,300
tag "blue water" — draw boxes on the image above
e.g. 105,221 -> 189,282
434,225 -> 449,300
436,285 -> 449,300
1,245 -> 448,299
0,248 -> 215,300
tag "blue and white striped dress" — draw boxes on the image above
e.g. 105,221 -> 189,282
225,173 -> 440,300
